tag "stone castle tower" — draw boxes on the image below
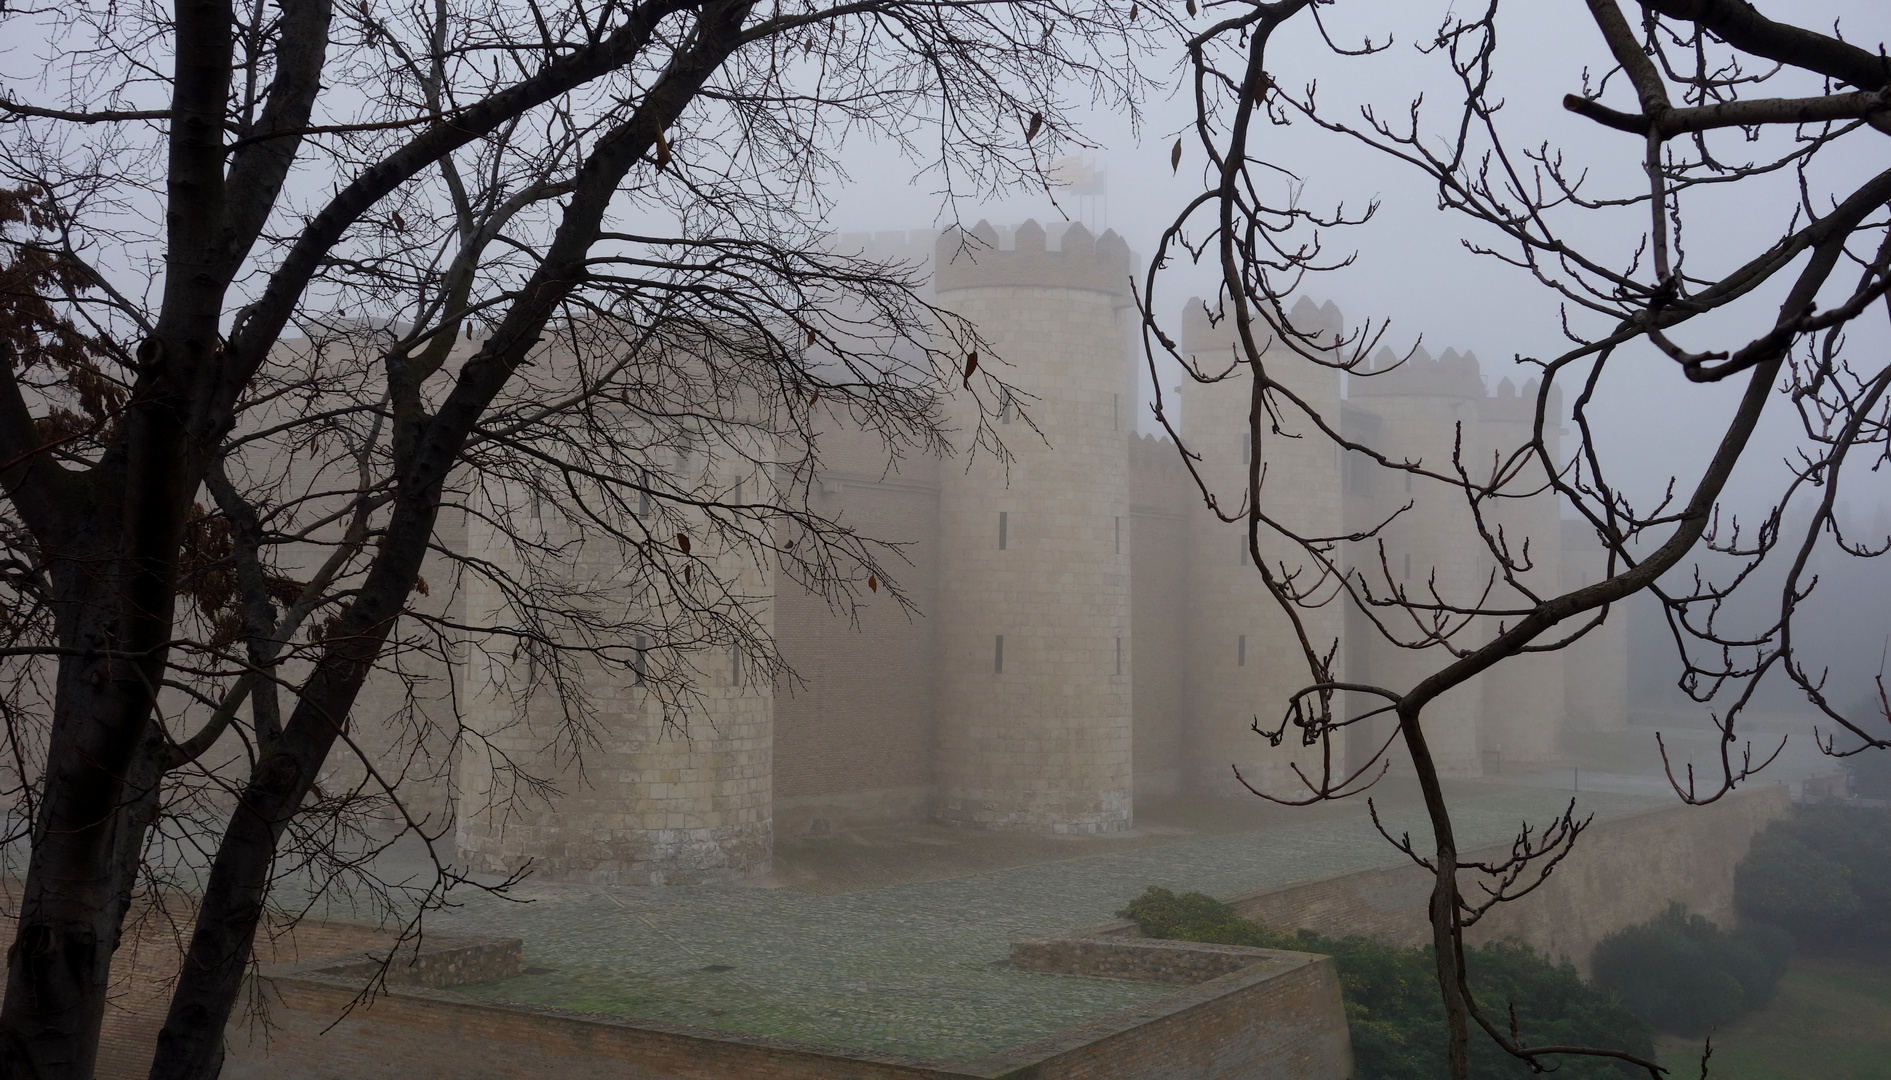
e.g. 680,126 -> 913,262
1342,344 -> 1575,775
1177,298 -> 1348,796
298,219 -> 1630,884
931,221 -> 1138,832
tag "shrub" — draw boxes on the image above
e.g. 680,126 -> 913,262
1589,903 -> 1791,1036
1119,886 -> 1290,949
1121,887 -> 1650,1079
1734,804 -> 1891,950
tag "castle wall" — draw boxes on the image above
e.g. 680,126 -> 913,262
1129,435 -> 1191,797
332,518 -> 465,833
772,421 -> 943,834
454,361 -> 775,883
931,220 -> 1136,832
1218,785 -> 1789,976
127,233 -> 1641,906
454,548 -> 775,884
1466,375 -> 1566,768
1343,345 -> 1494,777
232,332 -> 472,838
1560,519 -> 1630,732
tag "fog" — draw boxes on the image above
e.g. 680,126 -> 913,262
821,0 -> 1891,759
8,3 -> 1891,1074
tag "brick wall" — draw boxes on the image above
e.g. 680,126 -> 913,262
0,901 -> 415,1080
226,983 -> 965,1080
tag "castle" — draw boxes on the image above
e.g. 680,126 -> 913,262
324,219 -> 1628,885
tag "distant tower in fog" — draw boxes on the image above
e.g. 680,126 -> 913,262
1342,344 -> 1572,775
1463,371 -> 1565,767
930,219 -> 1138,832
1342,344 -> 1491,775
1178,297 -> 1348,793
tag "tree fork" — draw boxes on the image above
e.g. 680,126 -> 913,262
146,6 -> 754,1074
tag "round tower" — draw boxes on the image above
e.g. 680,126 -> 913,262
1343,344 -> 1492,777
1560,518 -> 1630,733
931,219 -> 1136,832
1178,296 -> 1347,796
1467,372 -> 1566,768
456,348 -> 773,883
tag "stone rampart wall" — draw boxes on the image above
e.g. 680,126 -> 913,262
1087,787 -> 1789,976
772,452 -> 944,833
1130,504 -> 1189,798
1010,934 -> 1278,986
304,933 -> 522,989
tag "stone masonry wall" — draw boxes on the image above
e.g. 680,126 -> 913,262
1130,434 -> 1192,798
932,221 -> 1137,832
773,420 -> 943,834
1559,518 -> 1631,733
764,279 -> 1642,830
454,352 -> 774,883
1467,377 -> 1567,768
1178,298 -> 1347,796
1222,785 -> 1789,974
1343,344 -> 1492,776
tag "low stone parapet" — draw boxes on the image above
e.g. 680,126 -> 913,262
227,926 -> 1351,1080
292,930 -> 523,989
1010,932 -> 1279,986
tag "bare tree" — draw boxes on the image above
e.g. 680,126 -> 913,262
1144,1 -> 1891,1077
0,0 -> 1152,1072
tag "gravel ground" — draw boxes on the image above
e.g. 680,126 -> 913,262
425,781 -> 1668,1061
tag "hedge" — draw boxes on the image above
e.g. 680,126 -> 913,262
1119,887 -> 1650,1079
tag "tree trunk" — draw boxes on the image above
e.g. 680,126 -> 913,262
0,646 -> 168,1079
145,595 -> 412,1080
1398,703 -> 1470,1080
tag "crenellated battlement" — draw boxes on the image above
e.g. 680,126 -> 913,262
1478,374 -> 1561,423
1129,431 -> 1184,473
1348,343 -> 1564,423
832,229 -> 941,292
1349,344 -> 1486,400
1129,433 -> 1192,516
1180,295 -> 1345,356
934,219 -> 1134,303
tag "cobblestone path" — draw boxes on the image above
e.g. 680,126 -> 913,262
437,784 -> 1664,1061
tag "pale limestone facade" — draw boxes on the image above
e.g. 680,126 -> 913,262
932,221 -> 1137,832
1177,300 -> 1349,797
451,483 -> 777,883
449,354 -> 779,884
1340,343 -> 1590,775
280,219 -> 1629,884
